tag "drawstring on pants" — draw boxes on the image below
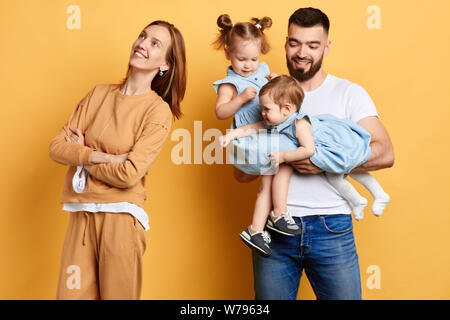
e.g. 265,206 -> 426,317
82,212 -> 90,246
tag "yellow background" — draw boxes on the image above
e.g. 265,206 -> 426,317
1,0 -> 449,299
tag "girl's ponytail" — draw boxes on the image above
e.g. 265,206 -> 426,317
213,14 -> 272,54
251,16 -> 272,54
213,14 -> 233,50
251,16 -> 273,32
217,14 -> 233,30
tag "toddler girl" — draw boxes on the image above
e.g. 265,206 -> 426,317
212,15 -> 301,257
220,75 -> 390,257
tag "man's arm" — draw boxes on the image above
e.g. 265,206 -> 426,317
351,116 -> 394,172
289,116 -> 394,174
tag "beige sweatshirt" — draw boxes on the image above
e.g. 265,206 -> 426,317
49,84 -> 173,207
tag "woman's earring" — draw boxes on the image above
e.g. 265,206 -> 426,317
159,70 -> 164,76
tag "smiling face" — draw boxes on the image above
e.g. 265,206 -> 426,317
260,94 -> 294,126
129,24 -> 171,74
226,37 -> 261,77
285,24 -> 330,82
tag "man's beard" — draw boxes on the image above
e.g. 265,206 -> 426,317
286,54 -> 324,82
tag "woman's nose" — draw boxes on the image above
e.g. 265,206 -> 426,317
137,37 -> 149,49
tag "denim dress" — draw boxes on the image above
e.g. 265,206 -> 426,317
213,62 -> 272,174
267,111 -> 372,174
213,62 -> 270,129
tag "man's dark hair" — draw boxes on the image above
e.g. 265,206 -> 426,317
288,7 -> 330,34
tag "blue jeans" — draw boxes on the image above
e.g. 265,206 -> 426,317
252,214 -> 361,300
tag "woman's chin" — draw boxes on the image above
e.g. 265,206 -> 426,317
128,59 -> 149,71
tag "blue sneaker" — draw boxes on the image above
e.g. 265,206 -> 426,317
266,211 -> 301,236
239,227 -> 271,257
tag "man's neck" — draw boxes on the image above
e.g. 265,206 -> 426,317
300,69 -> 328,93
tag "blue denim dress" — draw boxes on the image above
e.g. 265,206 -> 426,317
213,62 -> 270,129
267,111 -> 372,174
213,63 -> 272,174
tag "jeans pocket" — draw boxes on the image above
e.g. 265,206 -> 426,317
320,214 -> 353,234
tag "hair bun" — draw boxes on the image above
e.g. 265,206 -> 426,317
260,16 -> 272,30
251,16 -> 272,31
217,14 -> 233,30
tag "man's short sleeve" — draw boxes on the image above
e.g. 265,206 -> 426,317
346,83 -> 378,123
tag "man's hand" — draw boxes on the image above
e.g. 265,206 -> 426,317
289,158 -> 323,174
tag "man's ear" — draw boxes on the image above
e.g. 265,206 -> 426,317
284,36 -> 289,50
324,39 -> 331,57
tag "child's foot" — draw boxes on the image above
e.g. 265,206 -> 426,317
240,227 -> 271,257
266,211 -> 301,236
351,197 -> 368,221
372,193 -> 390,216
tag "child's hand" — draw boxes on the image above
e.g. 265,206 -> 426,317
269,152 -> 285,166
240,87 -> 257,102
266,73 -> 279,81
219,135 -> 232,148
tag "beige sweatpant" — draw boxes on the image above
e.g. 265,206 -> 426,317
56,211 -> 146,300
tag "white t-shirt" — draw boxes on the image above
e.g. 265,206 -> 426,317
287,74 -> 378,217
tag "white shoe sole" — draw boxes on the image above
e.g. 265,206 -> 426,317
239,231 -> 270,257
266,221 -> 301,237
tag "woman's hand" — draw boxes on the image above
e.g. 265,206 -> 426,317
88,151 -> 129,164
111,153 -> 129,163
66,127 -> 129,165
66,127 -> 85,146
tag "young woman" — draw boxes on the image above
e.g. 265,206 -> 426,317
49,20 -> 186,300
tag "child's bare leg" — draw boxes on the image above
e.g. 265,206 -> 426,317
251,174 -> 273,231
271,164 -> 294,216
265,164 -> 301,236
325,172 -> 367,221
349,172 -> 390,216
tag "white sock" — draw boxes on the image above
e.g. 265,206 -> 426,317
325,172 -> 367,221
351,197 -> 368,221
372,193 -> 390,216
350,173 -> 390,216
